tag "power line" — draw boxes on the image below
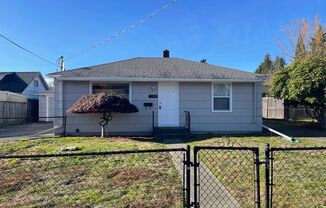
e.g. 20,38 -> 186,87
65,0 -> 177,61
0,33 -> 59,67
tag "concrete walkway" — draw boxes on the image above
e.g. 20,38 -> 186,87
163,138 -> 240,208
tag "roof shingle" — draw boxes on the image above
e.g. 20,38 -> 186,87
49,57 -> 260,81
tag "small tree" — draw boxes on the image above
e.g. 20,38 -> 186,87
68,93 -> 138,137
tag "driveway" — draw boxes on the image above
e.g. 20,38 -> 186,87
0,122 -> 54,142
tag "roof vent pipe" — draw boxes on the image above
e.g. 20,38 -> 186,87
163,49 -> 169,58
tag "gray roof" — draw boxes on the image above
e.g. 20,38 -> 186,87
50,57 -> 260,81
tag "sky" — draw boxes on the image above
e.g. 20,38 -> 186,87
0,0 -> 325,77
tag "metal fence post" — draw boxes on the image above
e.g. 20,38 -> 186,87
193,147 -> 199,208
185,145 -> 191,208
265,144 -> 270,208
254,148 -> 261,208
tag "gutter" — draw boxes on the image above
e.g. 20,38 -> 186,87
46,76 -> 262,83
262,124 -> 300,143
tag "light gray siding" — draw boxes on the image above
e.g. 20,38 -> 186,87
179,82 -> 262,133
63,81 -> 158,135
53,79 -> 63,132
55,80 -> 262,135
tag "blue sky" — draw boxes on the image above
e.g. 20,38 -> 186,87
0,0 -> 325,76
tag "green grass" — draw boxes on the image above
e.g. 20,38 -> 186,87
0,137 -> 183,208
186,135 -> 326,207
0,136 -> 165,155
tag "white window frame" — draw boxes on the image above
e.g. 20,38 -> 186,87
89,81 -> 132,102
211,82 -> 232,112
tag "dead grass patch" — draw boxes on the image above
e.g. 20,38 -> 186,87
109,167 -> 158,187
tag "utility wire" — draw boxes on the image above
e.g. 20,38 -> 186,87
0,33 -> 59,67
65,0 -> 177,61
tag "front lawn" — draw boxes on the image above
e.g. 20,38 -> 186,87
0,137 -> 184,208
0,136 -> 164,155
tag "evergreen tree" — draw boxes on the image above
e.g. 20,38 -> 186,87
273,56 -> 286,70
255,53 -> 274,74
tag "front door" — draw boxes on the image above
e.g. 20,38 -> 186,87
158,82 -> 179,127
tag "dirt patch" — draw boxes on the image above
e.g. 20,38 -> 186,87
109,167 -> 157,187
128,199 -> 174,208
110,137 -> 131,142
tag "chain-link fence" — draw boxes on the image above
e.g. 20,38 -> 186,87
1,144 -> 325,208
193,146 -> 260,208
0,148 -> 187,208
269,147 -> 326,208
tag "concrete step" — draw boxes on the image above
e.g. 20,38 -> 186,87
154,126 -> 190,140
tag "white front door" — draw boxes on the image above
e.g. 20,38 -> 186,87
158,82 -> 179,127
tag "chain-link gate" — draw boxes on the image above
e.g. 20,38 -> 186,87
192,146 -> 261,208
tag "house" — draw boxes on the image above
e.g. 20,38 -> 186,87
38,88 -> 54,122
0,72 -> 49,118
49,50 -> 262,136
0,72 -> 50,118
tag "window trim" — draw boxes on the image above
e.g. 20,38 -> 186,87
211,82 -> 232,112
89,81 -> 132,102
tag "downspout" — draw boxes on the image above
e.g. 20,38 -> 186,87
262,124 -> 299,143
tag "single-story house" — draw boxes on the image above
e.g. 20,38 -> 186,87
49,50 -> 263,136
38,88 -> 54,122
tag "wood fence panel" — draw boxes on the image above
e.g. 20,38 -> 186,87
0,101 -> 27,126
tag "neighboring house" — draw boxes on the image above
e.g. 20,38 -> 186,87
49,50 -> 263,136
0,72 -> 49,118
38,88 -> 54,122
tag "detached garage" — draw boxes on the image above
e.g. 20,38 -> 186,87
38,88 -> 53,122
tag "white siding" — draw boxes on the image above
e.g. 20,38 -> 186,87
38,95 -> 47,121
22,76 -> 46,100
53,79 -> 63,132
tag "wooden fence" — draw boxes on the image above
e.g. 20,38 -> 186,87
0,92 -> 27,126
262,97 -> 285,119
263,97 -> 313,120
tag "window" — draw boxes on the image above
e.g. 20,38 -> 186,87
91,83 -> 130,99
34,80 -> 39,87
212,83 -> 232,112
